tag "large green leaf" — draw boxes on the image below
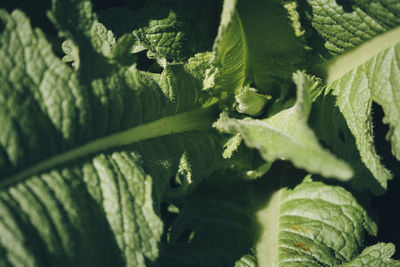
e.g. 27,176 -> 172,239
308,0 -> 400,193
328,41 -> 400,193
255,176 -> 386,266
0,2 -> 224,266
0,7 -> 212,178
215,71 -> 352,180
2,0 -> 400,266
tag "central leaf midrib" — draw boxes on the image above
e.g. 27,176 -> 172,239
1,106 -> 216,188
256,189 -> 282,267
315,25 -> 400,85
234,10 -> 251,87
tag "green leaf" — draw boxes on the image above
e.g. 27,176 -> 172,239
222,133 -> 243,159
49,0 -> 114,61
2,0 -> 400,265
108,0 -> 221,62
338,243 -> 400,266
309,1 -> 400,192
255,176 -> 378,266
309,92 -> 386,194
306,0 -> 400,54
235,86 -> 271,116
215,71 -> 352,180
204,0 -> 306,97
61,39 -> 79,69
327,41 -> 400,192
0,5 -> 224,266
0,5 -> 214,178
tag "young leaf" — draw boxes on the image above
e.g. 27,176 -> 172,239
204,0 -> 305,97
96,0 -> 220,62
131,0 -> 219,62
215,71 -> 352,180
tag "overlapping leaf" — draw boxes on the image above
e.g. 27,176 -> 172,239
96,0 -> 220,62
204,0 -> 306,98
0,1 -> 224,266
309,92 -> 386,194
1,0 -> 400,266
215,71 -> 352,180
307,0 -> 400,193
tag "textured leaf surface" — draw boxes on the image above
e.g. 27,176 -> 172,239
204,0 -> 305,97
256,177 -> 378,266
0,149 -> 162,266
307,0 -> 400,54
309,92 -> 386,194
2,0 -> 400,266
338,243 -> 400,266
0,131 -> 222,266
0,7 -> 208,178
328,42 -> 400,192
0,3 -> 224,266
133,0 -> 219,62
215,71 -> 352,180
97,0 -> 220,62
306,0 -> 400,194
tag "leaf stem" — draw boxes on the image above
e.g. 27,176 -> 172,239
1,106 -> 217,188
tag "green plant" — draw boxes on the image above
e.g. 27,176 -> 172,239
1,0 -> 400,266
